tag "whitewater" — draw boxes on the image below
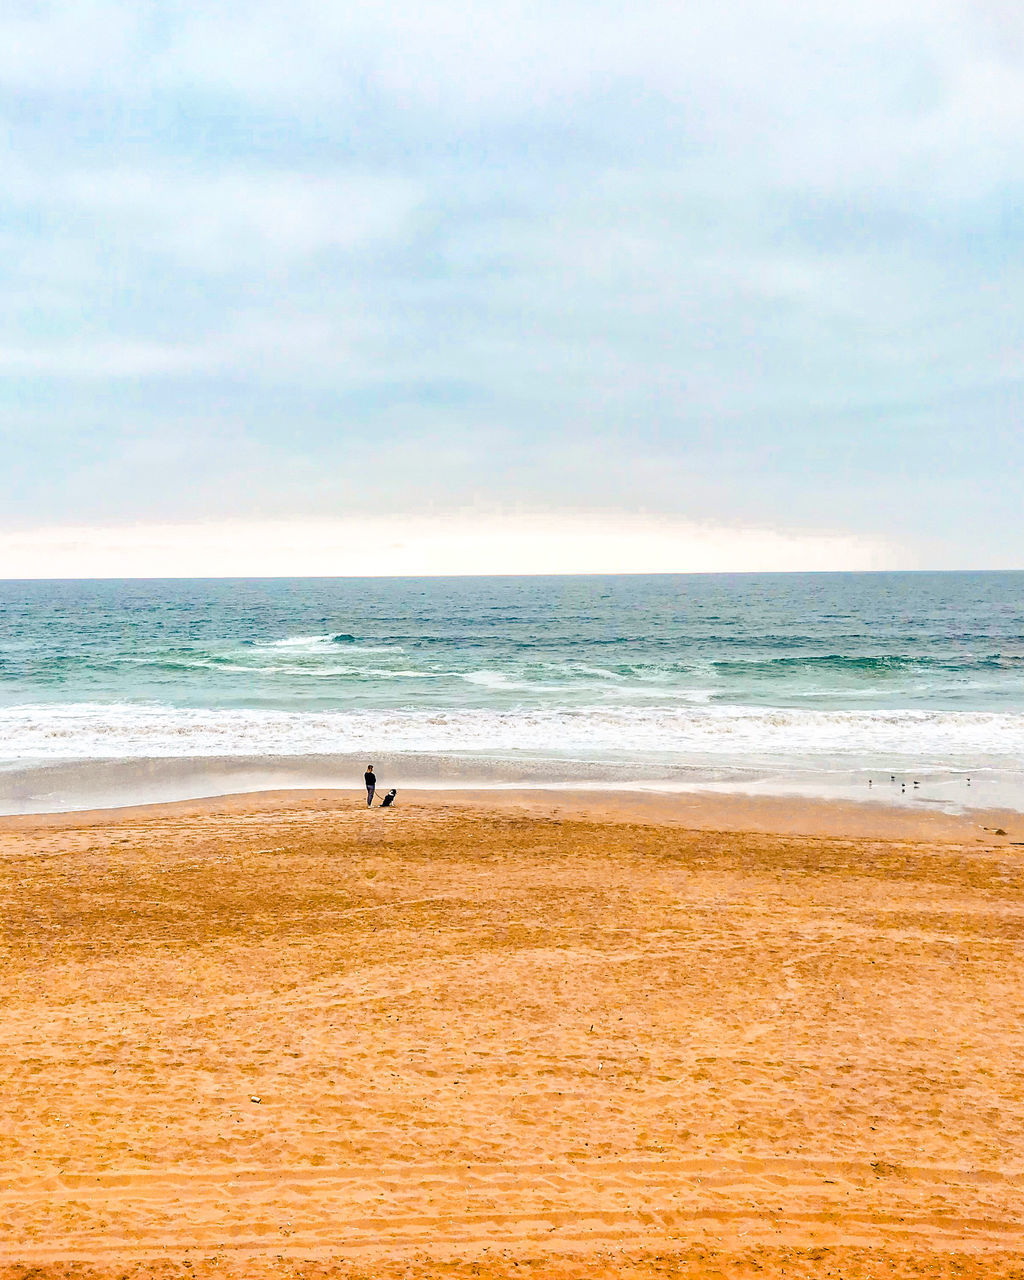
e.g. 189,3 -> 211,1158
0,572 -> 1022,813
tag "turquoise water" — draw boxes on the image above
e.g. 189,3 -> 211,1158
1,572 -> 1022,812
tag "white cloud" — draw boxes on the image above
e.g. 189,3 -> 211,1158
0,513 -> 897,578
0,2 -> 1021,563
3,164 -> 423,268
0,338 -> 210,377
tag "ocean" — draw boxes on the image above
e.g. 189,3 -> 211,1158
0,572 -> 1022,814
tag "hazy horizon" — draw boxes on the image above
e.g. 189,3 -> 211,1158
2,566 -> 1023,583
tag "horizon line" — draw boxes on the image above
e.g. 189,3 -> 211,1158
0,567 -> 1020,583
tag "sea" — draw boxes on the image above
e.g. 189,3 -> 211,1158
0,572 -> 1022,815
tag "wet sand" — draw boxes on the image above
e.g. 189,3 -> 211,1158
1,789 -> 1023,1279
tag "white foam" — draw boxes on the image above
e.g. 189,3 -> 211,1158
2,701 -> 1023,771
255,635 -> 402,654
462,671 -> 513,687
261,634 -> 337,649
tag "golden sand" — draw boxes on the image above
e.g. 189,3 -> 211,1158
1,789 -> 1023,1279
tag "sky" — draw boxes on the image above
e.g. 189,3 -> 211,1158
1,0 -> 1022,575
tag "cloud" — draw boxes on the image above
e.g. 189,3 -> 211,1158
3,163 -> 422,267
0,513 -> 898,578
0,338 -> 212,377
0,2 -> 1021,567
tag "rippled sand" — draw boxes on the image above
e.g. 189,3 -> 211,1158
1,789 -> 1022,1279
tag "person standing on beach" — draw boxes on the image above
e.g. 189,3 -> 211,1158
364,764 -> 376,808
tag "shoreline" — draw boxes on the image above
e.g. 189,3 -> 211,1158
1,743 -> 1016,820
1,784 -> 1021,843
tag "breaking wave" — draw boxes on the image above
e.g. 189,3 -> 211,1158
2,701 -> 1023,768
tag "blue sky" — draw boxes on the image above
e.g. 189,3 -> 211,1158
1,1 -> 1022,572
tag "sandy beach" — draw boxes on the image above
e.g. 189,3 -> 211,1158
2,788 -> 1024,1279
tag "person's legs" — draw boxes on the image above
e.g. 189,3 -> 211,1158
366,785 -> 375,807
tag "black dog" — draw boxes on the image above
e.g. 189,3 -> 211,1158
379,789 -> 397,808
